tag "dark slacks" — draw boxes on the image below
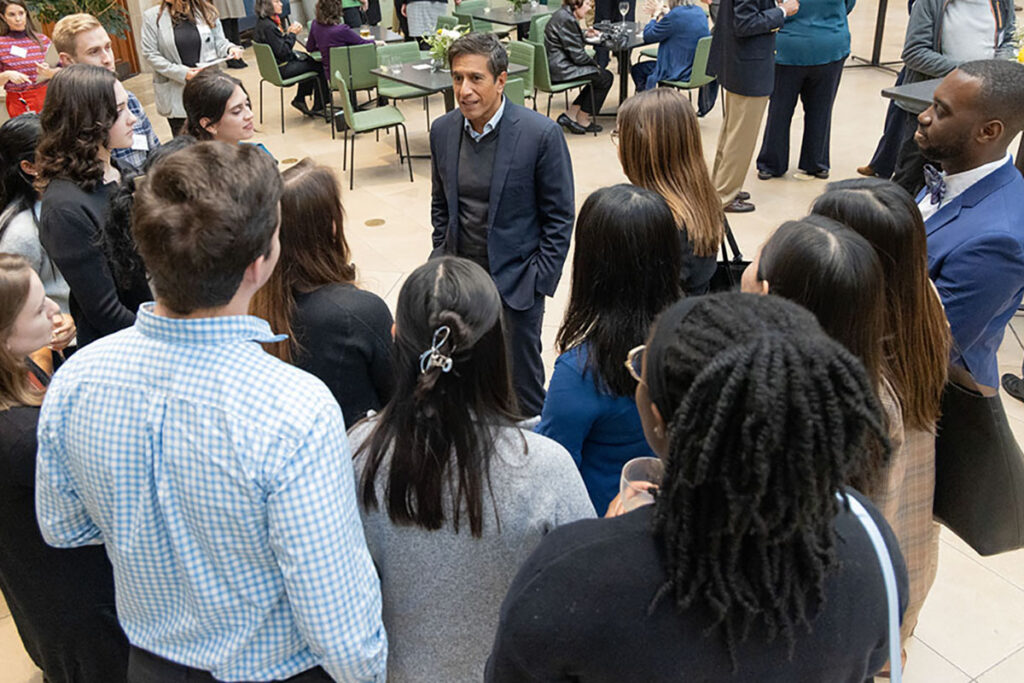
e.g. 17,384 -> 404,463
631,60 -> 655,91
756,58 -> 844,176
561,68 -> 614,116
892,107 -> 926,198
503,297 -> 546,417
221,18 -> 241,45
343,6 -> 364,28
593,0 -> 635,67
279,58 -> 327,109
128,647 -> 333,683
866,68 -> 907,179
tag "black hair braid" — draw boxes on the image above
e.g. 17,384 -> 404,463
648,296 -> 890,670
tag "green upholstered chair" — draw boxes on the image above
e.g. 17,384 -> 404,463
527,37 -> 597,134
504,77 -> 526,106
253,42 -> 325,133
506,40 -> 535,108
377,42 -> 434,130
656,35 -> 716,106
325,43 -> 378,138
454,0 -> 512,38
333,72 -> 413,190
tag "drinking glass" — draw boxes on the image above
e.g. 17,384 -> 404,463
619,1 -> 629,25
379,54 -> 390,74
619,457 -> 663,512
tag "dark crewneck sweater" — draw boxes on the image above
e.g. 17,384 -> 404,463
456,124 -> 500,270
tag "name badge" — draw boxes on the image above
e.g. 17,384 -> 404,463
10,45 -> 27,58
132,134 -> 149,152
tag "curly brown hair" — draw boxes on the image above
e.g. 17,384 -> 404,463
315,0 -> 344,25
35,64 -> 118,193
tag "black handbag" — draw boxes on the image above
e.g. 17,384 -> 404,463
708,218 -> 750,292
933,382 -> 1024,556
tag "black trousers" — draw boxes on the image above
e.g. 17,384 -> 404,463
503,297 -> 546,417
166,117 -> 186,138
866,68 -> 907,179
756,58 -> 844,176
279,57 -> 327,109
892,107 -> 927,198
593,0 -> 635,67
561,68 -> 614,116
343,6 -> 364,28
128,647 -> 332,682
221,18 -> 241,45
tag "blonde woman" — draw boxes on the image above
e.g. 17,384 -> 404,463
616,87 -> 723,293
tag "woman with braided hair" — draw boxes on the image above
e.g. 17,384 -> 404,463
351,256 -> 594,683
487,293 -> 907,682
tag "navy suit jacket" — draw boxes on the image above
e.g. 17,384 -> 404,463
430,100 -> 575,311
925,159 -> 1024,388
707,0 -> 785,97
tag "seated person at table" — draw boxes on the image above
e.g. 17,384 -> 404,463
487,293 -> 908,682
537,184 -> 681,513
253,0 -> 326,116
631,0 -> 709,92
307,0 -> 372,89
545,0 -> 614,134
353,256 -> 594,682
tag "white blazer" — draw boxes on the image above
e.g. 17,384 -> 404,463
141,4 -> 237,118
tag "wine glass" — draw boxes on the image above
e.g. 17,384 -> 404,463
618,0 -> 629,26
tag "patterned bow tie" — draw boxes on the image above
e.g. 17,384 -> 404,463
923,164 -> 947,206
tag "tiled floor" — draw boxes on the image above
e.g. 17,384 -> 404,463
3,1 -> 1024,680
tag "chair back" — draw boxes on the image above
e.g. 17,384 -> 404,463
435,14 -> 458,31
252,42 -> 285,86
332,71 -> 357,129
529,12 -> 552,42
688,35 -> 716,87
329,43 -> 378,92
504,77 -> 525,106
454,0 -> 495,32
528,39 -> 554,91
377,41 -> 421,66
506,41 -> 535,94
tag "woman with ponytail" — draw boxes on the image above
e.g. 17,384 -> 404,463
352,256 -> 594,683
488,293 -> 907,682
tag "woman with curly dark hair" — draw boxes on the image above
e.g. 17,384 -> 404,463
488,293 -> 907,682
36,64 -> 152,347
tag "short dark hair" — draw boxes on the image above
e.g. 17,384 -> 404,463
183,69 -> 247,140
448,33 -> 508,80
253,0 -> 276,17
957,59 -> 1024,135
315,0 -> 343,25
132,142 -> 283,314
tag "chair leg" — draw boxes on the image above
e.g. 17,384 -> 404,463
328,93 -> 335,140
425,96 -> 430,132
546,94 -> 552,117
401,124 -> 413,183
350,132 -> 356,191
564,92 -> 569,109
532,89 -> 537,111
259,80 -> 264,123
342,129 -> 348,170
279,89 -> 285,135
394,126 -> 402,163
589,87 -> 597,137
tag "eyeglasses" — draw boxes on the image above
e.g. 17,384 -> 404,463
610,128 -> 619,146
624,345 -> 645,384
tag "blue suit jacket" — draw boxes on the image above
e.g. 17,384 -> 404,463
707,0 -> 785,97
429,100 -> 575,311
641,5 -> 710,90
925,159 -> 1024,388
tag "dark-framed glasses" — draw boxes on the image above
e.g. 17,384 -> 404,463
624,345 -> 645,384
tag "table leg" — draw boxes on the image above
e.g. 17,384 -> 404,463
618,49 -> 629,105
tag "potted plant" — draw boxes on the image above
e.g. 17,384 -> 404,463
27,0 -> 130,39
424,24 -> 469,72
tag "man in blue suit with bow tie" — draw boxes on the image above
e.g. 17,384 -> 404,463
429,33 -> 575,416
916,59 -> 1024,395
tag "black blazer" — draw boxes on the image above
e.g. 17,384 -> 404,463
254,16 -> 298,63
429,100 -> 575,311
544,6 -> 601,82
707,0 -> 785,97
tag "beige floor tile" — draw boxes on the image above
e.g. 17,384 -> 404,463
894,636 -> 971,683
0,617 -> 42,682
976,645 -> 1024,682
913,542 -> 1024,677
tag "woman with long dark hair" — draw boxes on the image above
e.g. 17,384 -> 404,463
537,184 -> 681,513
742,216 -> 891,496
488,293 -> 905,681
253,0 -> 326,116
617,88 -> 723,294
0,114 -> 69,314
182,69 -> 255,144
250,159 -> 394,425
36,64 -> 152,348
352,256 -> 594,682
0,0 -> 54,117
812,177 -> 951,649
0,253 -> 130,681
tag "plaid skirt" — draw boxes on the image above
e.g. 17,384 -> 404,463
407,1 -> 447,37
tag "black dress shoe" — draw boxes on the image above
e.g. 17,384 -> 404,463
291,100 -> 312,117
794,168 -> 830,180
736,190 -> 750,201
557,113 -> 586,135
757,169 -> 778,180
1002,374 -> 1024,403
226,58 -> 247,69
583,120 -> 603,133
723,198 -> 755,213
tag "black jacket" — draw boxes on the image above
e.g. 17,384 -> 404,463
707,0 -> 785,97
544,6 -> 601,82
254,16 -> 298,63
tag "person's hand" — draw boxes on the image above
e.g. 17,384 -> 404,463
228,47 -> 245,60
585,27 -> 600,37
288,21 -> 302,33
49,313 -> 76,352
3,70 -> 30,85
185,68 -> 201,80
605,492 -> 626,518
779,0 -> 799,15
34,61 -> 58,82
360,0 -> 368,9
401,2 -> 408,16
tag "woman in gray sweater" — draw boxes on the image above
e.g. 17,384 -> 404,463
351,256 -> 595,682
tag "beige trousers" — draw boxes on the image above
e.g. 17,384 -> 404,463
712,89 -> 770,205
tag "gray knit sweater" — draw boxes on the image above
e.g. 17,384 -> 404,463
350,420 -> 596,683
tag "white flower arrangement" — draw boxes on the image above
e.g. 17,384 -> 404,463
425,26 -> 470,67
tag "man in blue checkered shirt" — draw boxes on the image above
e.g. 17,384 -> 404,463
54,14 -> 160,172
35,142 -> 387,682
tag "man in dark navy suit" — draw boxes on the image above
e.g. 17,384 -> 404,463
913,60 -> 1024,396
707,0 -> 799,213
429,33 -> 575,416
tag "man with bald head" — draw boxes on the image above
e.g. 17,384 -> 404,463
916,59 -> 1024,396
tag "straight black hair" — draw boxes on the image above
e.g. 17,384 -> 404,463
356,256 -> 519,537
557,184 -> 682,396
0,113 -> 40,242
183,70 -> 247,140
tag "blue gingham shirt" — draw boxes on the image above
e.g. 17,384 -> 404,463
111,91 -> 160,173
35,304 -> 387,682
